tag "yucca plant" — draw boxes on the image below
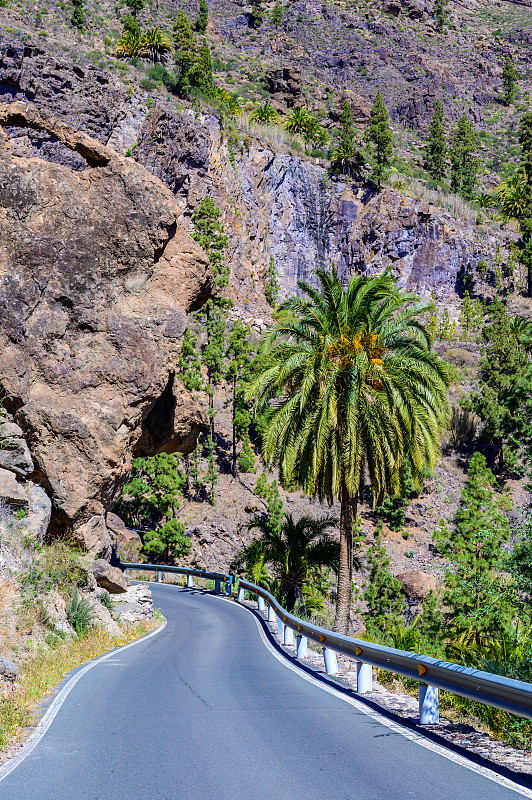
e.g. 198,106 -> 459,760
330,141 -> 363,178
249,102 -> 279,124
248,268 -> 450,632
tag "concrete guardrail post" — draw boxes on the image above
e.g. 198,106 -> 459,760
296,635 -> 307,659
215,580 -> 221,595
237,586 -> 245,602
323,648 -> 338,675
284,625 -> 294,646
157,570 -> 162,583
225,580 -> 232,596
267,605 -> 276,623
258,596 -> 265,612
187,574 -> 194,588
419,684 -> 439,724
277,617 -> 284,637
356,662 -> 373,693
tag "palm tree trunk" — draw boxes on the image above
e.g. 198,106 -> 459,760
334,482 -> 356,633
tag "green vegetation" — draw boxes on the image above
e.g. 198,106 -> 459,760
247,268 -> 450,632
365,92 -> 394,190
450,114 -> 481,200
197,0 -> 208,33
502,55 -> 518,107
424,100 -> 447,182
66,589 -> 96,637
70,0 -> 84,30
330,100 -> 361,178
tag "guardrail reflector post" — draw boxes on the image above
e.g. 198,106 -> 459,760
258,596 -> 265,612
296,635 -> 307,659
215,580 -> 221,594
237,586 -> 245,602
225,580 -> 232,596
187,574 -> 194,588
284,625 -> 294,646
356,662 -> 372,693
277,617 -> 283,637
157,570 -> 162,583
267,605 -> 276,622
323,648 -> 338,675
419,684 -> 439,724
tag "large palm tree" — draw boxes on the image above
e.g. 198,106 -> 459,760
247,268 -> 450,632
243,513 -> 339,612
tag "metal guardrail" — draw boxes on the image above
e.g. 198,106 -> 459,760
122,562 -> 234,596
238,578 -> 532,726
120,562 -> 532,726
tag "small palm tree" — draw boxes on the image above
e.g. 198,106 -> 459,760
509,314 -> 532,352
248,268 -> 450,632
330,142 -> 363,178
249,102 -> 279,124
115,30 -> 144,58
475,192 -> 497,209
140,27 -> 174,62
243,513 -> 339,612
302,116 -> 328,148
284,106 -> 311,135
497,171 -> 527,218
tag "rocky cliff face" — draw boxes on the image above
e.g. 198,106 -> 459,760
0,102 -> 213,555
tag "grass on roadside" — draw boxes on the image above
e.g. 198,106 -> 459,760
0,616 -> 162,751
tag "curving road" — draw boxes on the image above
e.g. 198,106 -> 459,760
1,584 -> 531,800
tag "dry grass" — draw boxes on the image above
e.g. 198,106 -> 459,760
236,114 -> 306,156
391,175 -> 479,226
0,617 -> 161,751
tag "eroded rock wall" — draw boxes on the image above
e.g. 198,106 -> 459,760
0,102 -> 213,554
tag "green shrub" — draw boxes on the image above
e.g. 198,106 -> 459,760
99,591 -> 113,611
66,589 -> 95,637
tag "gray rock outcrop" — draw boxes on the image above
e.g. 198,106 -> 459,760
91,559 -> 128,594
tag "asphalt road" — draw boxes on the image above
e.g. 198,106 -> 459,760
1,583 -> 530,800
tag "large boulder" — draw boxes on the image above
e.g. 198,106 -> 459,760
395,570 -> 436,601
91,559 -> 128,594
0,657 -> 18,681
0,102 -> 213,554
110,583 -> 154,623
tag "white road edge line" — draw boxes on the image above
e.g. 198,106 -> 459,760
0,618 -> 167,784
222,596 -> 532,799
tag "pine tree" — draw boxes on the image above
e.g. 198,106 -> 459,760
265,256 -> 279,307
251,0 -> 263,27
364,525 -> 405,631
197,0 -> 208,33
434,452 -> 511,635
123,13 -> 141,36
192,196 -> 231,437
330,100 -> 361,177
255,473 -> 284,536
176,328 -> 205,393
338,100 -> 356,151
433,0 -> 448,29
204,434 -> 219,504
270,0 -> 283,26
143,518 -> 190,564
450,113 -> 481,200
462,301 -> 530,470
502,55 -> 518,106
459,290 -> 474,337
194,38 -> 216,97
126,0 -> 144,17
425,99 -> 447,181
225,320 -> 254,477
518,112 -> 532,296
174,12 -> 197,95
365,92 -> 393,191
71,0 -> 84,29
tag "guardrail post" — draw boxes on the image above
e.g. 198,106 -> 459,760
284,624 -> 294,646
157,570 -> 162,583
215,580 -> 221,594
187,574 -> 194,588
277,617 -> 283,637
419,684 -> 439,724
267,605 -> 276,623
237,586 -> 245,602
258,596 -> 265,612
356,662 -> 373,693
296,635 -> 307,659
225,580 -> 232,596
323,648 -> 338,675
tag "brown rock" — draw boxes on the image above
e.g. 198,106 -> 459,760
330,91 -> 372,125
0,102 -> 213,552
395,570 -> 436,601
91,559 -> 128,594
0,468 -> 26,504
266,67 -> 303,109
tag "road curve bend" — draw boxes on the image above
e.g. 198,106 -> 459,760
1,584 -> 531,800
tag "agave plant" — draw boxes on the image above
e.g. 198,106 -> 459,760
475,191 -> 497,209
283,106 -> 311,135
115,30 -> 144,58
496,171 -> 528,218
139,27 -> 174,62
249,102 -> 279,124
